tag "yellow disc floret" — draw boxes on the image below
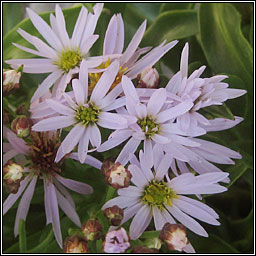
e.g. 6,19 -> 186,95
75,102 -> 100,126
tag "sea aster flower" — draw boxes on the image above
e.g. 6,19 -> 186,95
3,127 -> 100,248
102,148 -> 229,246
98,75 -> 194,166
6,3 -> 104,102
88,13 -> 178,93
32,60 -> 128,163
165,43 -> 246,135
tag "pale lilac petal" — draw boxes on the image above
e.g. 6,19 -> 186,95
80,34 -> 99,55
118,186 -> 143,197
3,150 -> 18,165
90,61 -> 120,103
165,204 -> 208,237
129,204 -> 152,240
173,199 -> 220,225
152,134 -> 170,144
98,112 -> 127,129
56,189 -> 81,227
195,172 -> 229,184
72,79 -> 85,105
46,99 -> 75,115
31,71 -> 62,103
12,43 -> 42,57
84,155 -> 102,170
163,143 -> 190,162
121,20 -> 147,65
143,140 -> 154,170
102,97 -> 126,112
3,175 -> 31,215
32,115 -> 75,131
135,103 -> 147,119
55,71 -> 74,98
78,59 -> 88,100
14,175 -> 38,237
63,93 -> 78,110
169,173 -> 196,189
126,96 -> 138,116
44,178 -> 53,225
168,135 -> 200,147
128,164 -> 148,188
147,88 -> 166,116
3,143 -> 12,153
175,184 -> 227,195
55,145 -> 66,163
116,137 -> 141,166
225,88 -> 247,99
61,124 -> 85,154
102,196 -> 139,210
77,128 -> 89,163
121,202 -> 144,224
7,132 -> 29,154
114,14 -> 124,54
155,153 -> 173,180
166,71 -> 182,94
156,101 -> 193,123
161,207 -> 176,224
88,124 -> 101,148
153,207 -> 168,230
153,144 -> 165,171
183,243 -> 196,253
139,150 -> 155,181
55,174 -> 93,195
180,43 -> 189,79
121,75 -> 139,103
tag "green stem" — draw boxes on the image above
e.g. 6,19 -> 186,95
19,219 -> 27,253
105,186 -> 116,202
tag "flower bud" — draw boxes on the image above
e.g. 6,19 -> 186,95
104,205 -> 124,226
3,108 -> 12,125
81,219 -> 102,241
137,66 -> 159,89
101,158 -> 116,175
3,69 -> 21,96
144,237 -> 162,250
159,223 -> 188,252
3,161 -> 24,194
132,246 -> 159,253
105,162 -> 132,189
16,103 -> 29,115
11,115 -> 33,138
63,235 -> 88,253
102,227 -> 130,253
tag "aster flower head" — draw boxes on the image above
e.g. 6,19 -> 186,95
98,75 -> 194,166
6,3 -> 104,102
32,60 -> 128,163
88,13 -> 178,93
3,127 -> 96,248
102,147 -> 229,250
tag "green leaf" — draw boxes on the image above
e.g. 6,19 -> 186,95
159,3 -> 195,13
142,10 -> 198,47
199,4 -> 253,98
140,230 -> 160,239
200,103 -> 234,120
19,219 -> 27,253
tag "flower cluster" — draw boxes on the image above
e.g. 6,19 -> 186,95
3,3 -> 246,253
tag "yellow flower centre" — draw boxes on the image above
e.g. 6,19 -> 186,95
75,103 -> 100,126
137,116 -> 160,139
142,180 -> 177,209
88,58 -> 127,93
56,49 -> 83,73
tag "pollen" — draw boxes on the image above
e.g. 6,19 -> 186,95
56,49 -> 83,73
75,102 -> 100,126
137,116 -> 160,139
142,180 -> 177,210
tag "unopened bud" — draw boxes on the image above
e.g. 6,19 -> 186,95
132,246 -> 159,253
137,66 -> 159,89
102,227 -> 130,253
11,115 -> 33,138
81,219 -> 102,241
159,223 -> 188,252
105,162 -> 132,189
16,103 -> 29,115
3,69 -> 21,96
3,161 -> 24,194
63,235 -> 88,253
144,237 -> 162,250
104,205 -> 124,226
101,158 -> 116,175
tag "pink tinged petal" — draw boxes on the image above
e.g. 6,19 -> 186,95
173,199 -> 220,225
122,75 -> 140,103
7,131 -> 29,154
55,174 -> 93,195
77,129 -> 89,163
155,153 -> 173,181
180,43 -> 189,79
56,189 -> 81,227
121,20 -> 147,65
98,112 -> 128,130
118,186 -> 143,197
147,88 -> 167,116
72,79 -> 85,105
55,4 -> 70,48
44,178 -> 53,225
102,196 -> 139,210
3,150 -> 18,165
48,182 -> 63,248
72,6 -> 88,46
31,70 -> 62,103
46,99 -> 75,115
128,164 -> 149,188
90,61 -> 120,103
135,103 -> 147,119
152,134 -> 170,144
78,60 -> 88,99
121,202 -> 144,224
32,115 -> 75,131
104,14 -> 118,55
88,124 -> 101,148
183,243 -> 196,253
114,14 -> 124,54
61,124 -> 85,154
165,204 -> 208,237
3,175 -> 32,215
129,204 -> 152,240
156,101 -> 193,123
26,8 -> 63,50
80,34 -> 99,55
116,137 -> 141,166
14,175 -> 38,237
153,207 -> 168,230
143,140 -> 154,170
